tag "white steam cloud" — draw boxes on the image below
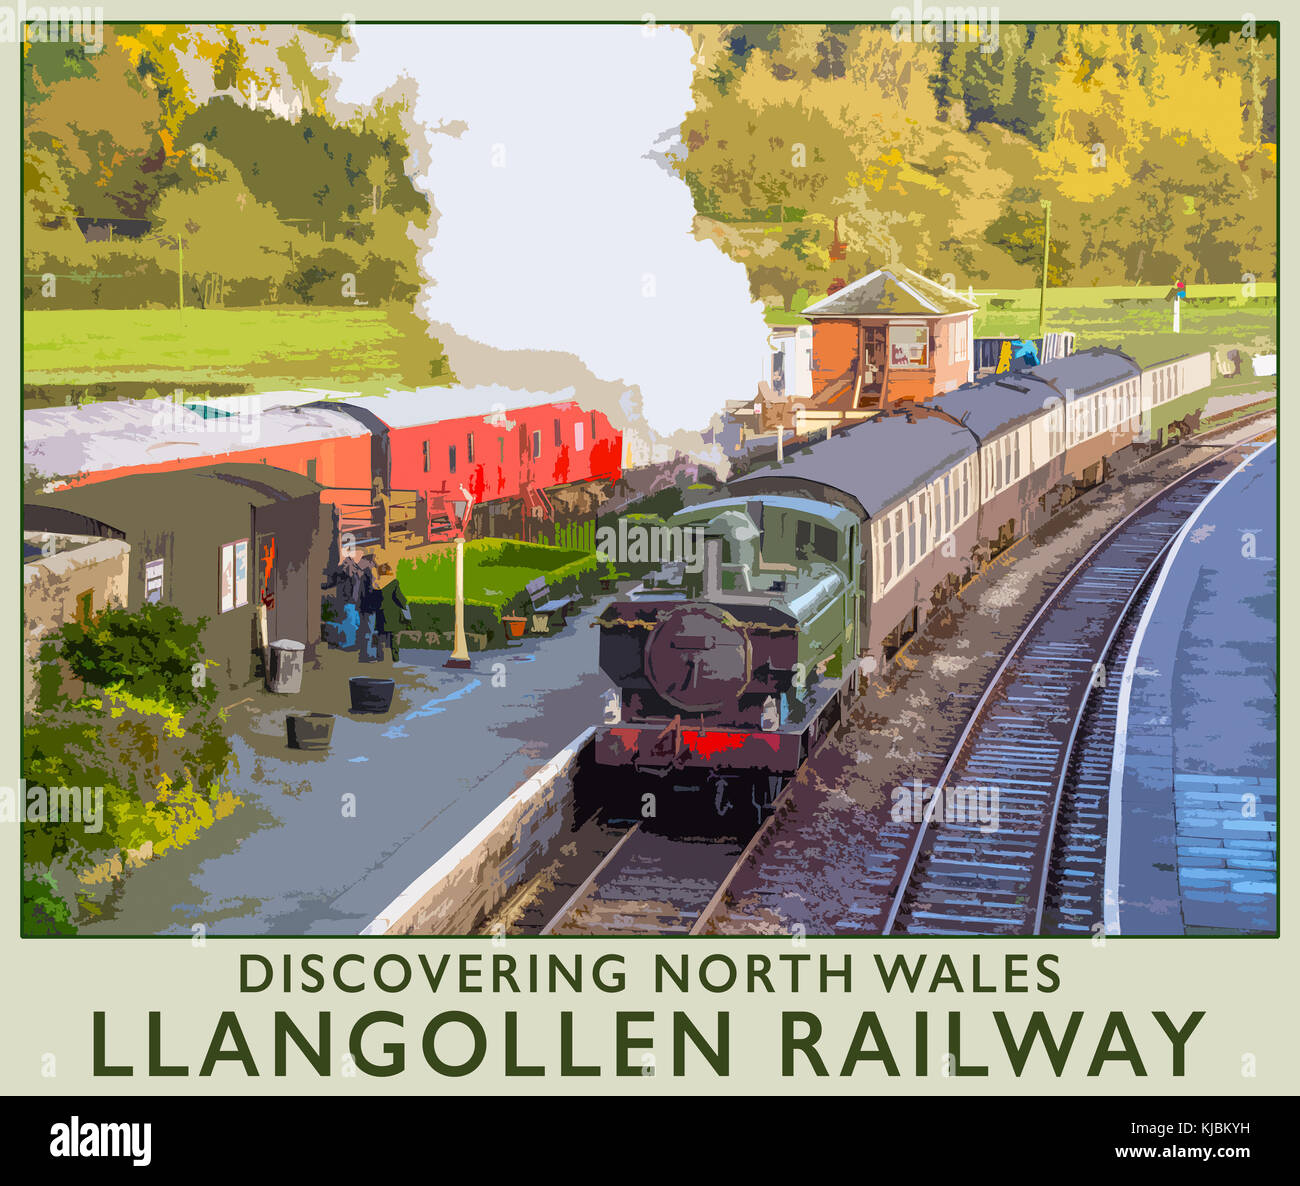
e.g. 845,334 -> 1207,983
327,24 -> 768,437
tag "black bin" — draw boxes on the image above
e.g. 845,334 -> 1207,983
349,676 -> 395,714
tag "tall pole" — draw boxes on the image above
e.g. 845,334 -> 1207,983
1037,200 -> 1051,340
445,535 -> 471,669
177,236 -> 184,324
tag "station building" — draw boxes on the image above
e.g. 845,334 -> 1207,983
26,465 -> 329,690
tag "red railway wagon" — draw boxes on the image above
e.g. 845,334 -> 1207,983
323,388 -> 622,539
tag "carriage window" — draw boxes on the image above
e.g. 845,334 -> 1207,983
467,433 -> 475,464
532,430 -> 542,459
894,510 -> 904,572
448,445 -> 457,474
422,441 -> 430,473
918,497 -> 928,558
554,418 -> 562,448
907,501 -> 917,567
943,474 -> 952,535
574,421 -> 584,451
1014,432 -> 1021,479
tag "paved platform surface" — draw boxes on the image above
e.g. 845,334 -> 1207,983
80,599 -> 614,936
1112,442 -> 1277,935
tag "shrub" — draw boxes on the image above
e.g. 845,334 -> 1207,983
22,873 -> 77,937
23,687 -> 235,873
42,602 -> 214,710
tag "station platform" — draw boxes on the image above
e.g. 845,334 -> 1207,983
1110,441 -> 1277,935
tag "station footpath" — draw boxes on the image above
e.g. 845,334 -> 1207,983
1112,442 -> 1277,935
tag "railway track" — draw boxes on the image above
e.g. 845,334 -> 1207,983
1038,602 -> 1144,934
542,772 -> 805,936
882,443 -> 1258,936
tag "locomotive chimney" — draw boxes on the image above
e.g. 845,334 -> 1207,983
703,537 -> 723,599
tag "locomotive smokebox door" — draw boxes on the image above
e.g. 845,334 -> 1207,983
644,605 -> 750,714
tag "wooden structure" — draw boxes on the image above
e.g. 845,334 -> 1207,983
800,265 -> 978,412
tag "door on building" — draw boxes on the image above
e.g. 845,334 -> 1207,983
857,326 -> 887,408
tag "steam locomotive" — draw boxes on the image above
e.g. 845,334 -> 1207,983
594,346 -> 1214,819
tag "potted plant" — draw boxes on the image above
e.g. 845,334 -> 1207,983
502,614 -> 527,640
599,559 -> 629,592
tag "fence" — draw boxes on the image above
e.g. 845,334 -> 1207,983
974,332 -> 1075,371
553,519 -> 597,553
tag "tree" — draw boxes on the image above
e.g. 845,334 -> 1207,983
153,150 -> 292,307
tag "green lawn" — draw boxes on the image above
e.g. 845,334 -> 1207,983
765,284 -> 1276,373
23,306 -> 451,402
398,540 -> 597,615
974,301 -> 1275,370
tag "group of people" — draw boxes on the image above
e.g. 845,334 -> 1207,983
323,549 -> 411,662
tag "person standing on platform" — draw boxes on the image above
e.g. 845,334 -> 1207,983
374,563 -> 412,662
358,556 -> 383,662
323,546 -> 369,650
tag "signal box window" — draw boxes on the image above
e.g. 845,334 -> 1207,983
889,324 -> 929,368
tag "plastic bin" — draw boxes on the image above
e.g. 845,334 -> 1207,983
267,639 -> 305,694
349,676 -> 395,714
287,713 -> 333,750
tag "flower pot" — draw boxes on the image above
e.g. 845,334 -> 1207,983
287,712 -> 334,751
502,615 -> 526,640
349,676 -> 395,714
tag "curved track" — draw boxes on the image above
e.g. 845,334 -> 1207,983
1038,600 -> 1145,934
883,444 -> 1254,936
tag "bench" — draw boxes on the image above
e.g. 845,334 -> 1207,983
525,576 -> 577,633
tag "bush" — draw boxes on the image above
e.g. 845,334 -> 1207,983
41,601 -> 214,710
22,873 -> 77,937
405,599 -> 503,648
23,687 -> 235,872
